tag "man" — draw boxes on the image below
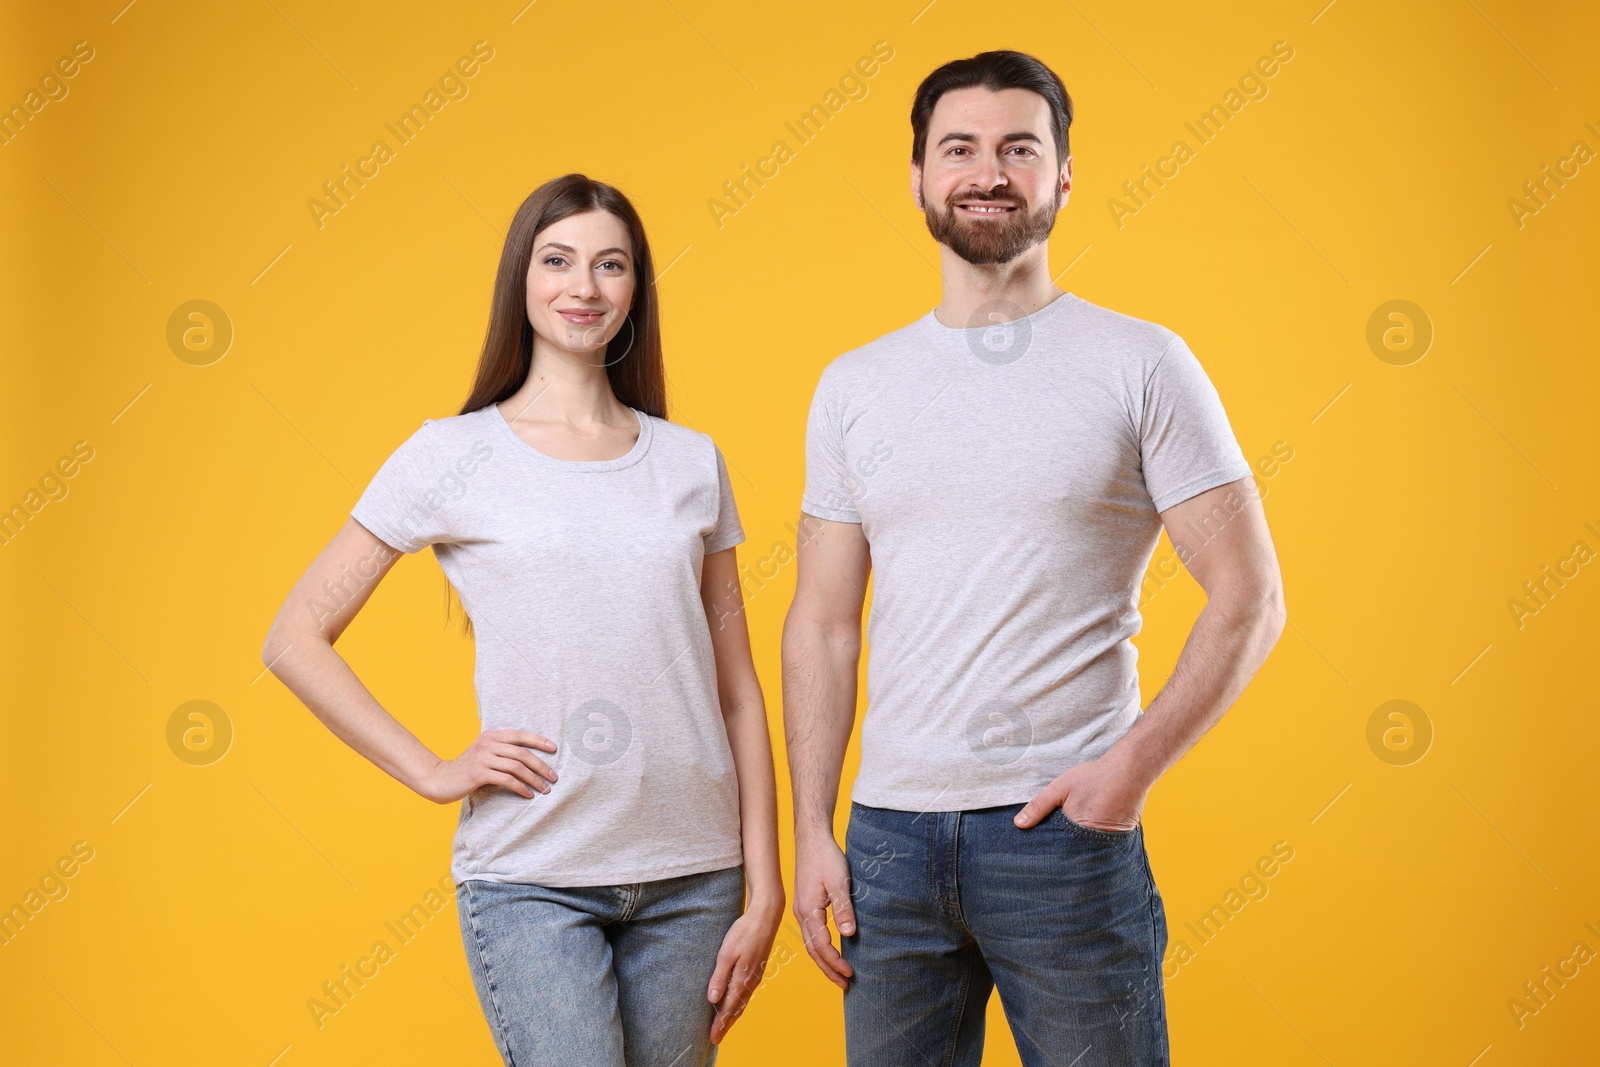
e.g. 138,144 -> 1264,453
781,50 -> 1286,1066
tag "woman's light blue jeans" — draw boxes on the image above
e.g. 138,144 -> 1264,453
456,863 -> 745,1067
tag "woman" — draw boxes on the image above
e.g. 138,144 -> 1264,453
262,173 -> 784,1066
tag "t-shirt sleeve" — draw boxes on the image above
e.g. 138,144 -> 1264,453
703,443 -> 746,554
350,419 -> 455,553
1139,335 -> 1255,514
801,365 -> 862,523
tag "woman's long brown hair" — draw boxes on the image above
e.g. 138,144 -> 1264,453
445,173 -> 669,635
458,172 -> 667,418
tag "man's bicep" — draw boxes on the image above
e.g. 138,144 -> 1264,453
1157,478 -> 1283,609
794,512 -> 870,628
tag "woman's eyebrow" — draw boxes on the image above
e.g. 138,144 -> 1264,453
534,242 -> 631,258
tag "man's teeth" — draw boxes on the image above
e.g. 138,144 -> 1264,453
962,205 -> 1012,212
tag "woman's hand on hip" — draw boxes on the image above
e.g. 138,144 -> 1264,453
416,729 -> 558,804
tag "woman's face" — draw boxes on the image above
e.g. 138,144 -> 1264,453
525,209 -> 637,361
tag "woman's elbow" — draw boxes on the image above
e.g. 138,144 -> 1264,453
260,610 -> 315,673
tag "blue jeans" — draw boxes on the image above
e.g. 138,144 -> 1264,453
455,864 -> 745,1067
842,802 -> 1170,1066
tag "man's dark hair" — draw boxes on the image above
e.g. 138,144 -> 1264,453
909,50 -> 1073,168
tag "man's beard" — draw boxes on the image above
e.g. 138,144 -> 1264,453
923,186 -> 1060,265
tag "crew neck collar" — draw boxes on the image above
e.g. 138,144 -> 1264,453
919,290 -> 1079,337
488,403 -> 653,473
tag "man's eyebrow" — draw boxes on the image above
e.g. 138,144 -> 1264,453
935,131 -> 1045,147
533,242 -> 632,258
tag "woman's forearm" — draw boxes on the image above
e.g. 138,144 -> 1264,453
721,692 -> 785,913
264,632 -> 443,797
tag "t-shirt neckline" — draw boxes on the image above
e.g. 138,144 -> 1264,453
488,402 -> 653,472
918,290 -> 1080,338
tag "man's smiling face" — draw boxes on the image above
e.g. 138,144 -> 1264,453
912,85 -> 1071,265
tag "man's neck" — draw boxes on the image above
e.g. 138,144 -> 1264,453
932,242 -> 1066,329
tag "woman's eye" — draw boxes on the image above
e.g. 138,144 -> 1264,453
543,256 -> 566,268
599,260 -> 625,272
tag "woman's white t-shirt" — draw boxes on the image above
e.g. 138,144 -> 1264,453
350,403 -> 746,887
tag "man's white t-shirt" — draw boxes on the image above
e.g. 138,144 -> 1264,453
352,403 -> 746,886
802,292 -> 1255,811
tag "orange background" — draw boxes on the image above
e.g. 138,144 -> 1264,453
2,1 -> 1596,1064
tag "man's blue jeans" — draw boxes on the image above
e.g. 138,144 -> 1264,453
455,864 -> 744,1067
842,801 -> 1170,1066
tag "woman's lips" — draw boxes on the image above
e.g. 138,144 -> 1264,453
558,309 -> 605,324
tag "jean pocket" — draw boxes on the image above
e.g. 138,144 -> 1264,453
1055,807 -> 1139,841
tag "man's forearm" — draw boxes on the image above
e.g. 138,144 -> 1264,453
781,619 -> 860,843
1105,589 -> 1285,790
